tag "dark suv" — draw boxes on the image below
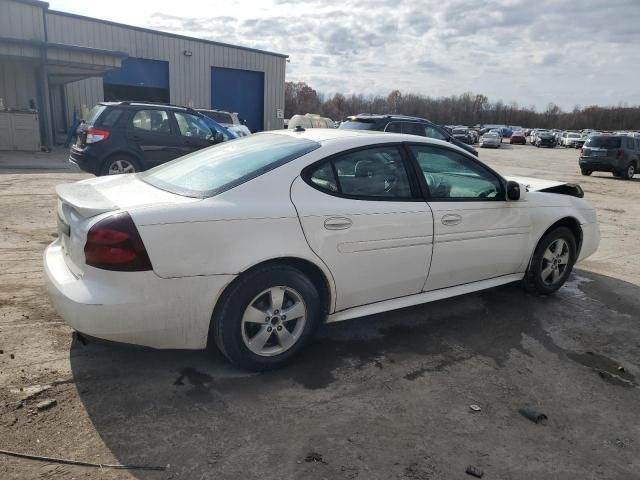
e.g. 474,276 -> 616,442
70,102 -> 234,175
339,114 -> 478,156
579,135 -> 639,179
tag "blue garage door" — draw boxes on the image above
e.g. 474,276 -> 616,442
211,67 -> 264,132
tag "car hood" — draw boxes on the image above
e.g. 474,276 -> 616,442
505,175 -> 584,197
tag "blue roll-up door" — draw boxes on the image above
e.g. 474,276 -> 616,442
211,67 -> 264,132
104,58 -> 169,88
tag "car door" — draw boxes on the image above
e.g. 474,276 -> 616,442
407,144 -> 531,291
290,145 -> 434,312
126,109 -> 182,167
172,111 -> 214,156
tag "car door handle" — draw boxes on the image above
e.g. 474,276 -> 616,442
324,217 -> 352,230
441,214 -> 462,226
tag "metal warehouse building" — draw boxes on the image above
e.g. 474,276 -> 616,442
0,0 -> 287,150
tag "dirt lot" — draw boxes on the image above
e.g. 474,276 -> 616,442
1,144 -> 639,479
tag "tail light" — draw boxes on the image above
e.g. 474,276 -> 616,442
84,212 -> 152,271
85,128 -> 110,144
617,149 -> 624,159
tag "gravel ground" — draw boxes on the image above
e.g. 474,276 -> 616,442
0,143 -> 639,480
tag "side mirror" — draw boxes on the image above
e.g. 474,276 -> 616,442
506,180 -> 521,200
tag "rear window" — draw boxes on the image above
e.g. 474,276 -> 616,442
586,136 -> 621,149
339,120 -> 377,130
140,133 -> 320,198
203,111 -> 233,124
568,133 -> 580,138
99,109 -> 123,127
452,128 -> 468,134
86,105 -> 106,125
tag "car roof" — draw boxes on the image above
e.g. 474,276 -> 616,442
99,101 -> 193,111
266,128 -> 470,155
346,113 -> 435,123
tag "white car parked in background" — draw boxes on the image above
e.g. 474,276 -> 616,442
480,132 -> 501,148
45,129 -> 600,370
198,109 -> 251,137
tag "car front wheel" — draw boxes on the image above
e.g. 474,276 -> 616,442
209,265 -> 322,371
580,168 -> 592,176
522,227 -> 577,294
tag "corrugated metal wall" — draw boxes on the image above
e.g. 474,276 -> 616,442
0,58 -> 38,110
0,0 -> 45,42
45,12 -> 286,131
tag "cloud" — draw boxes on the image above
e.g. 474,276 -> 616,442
137,1 -> 639,109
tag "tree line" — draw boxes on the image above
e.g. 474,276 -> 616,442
285,81 -> 640,131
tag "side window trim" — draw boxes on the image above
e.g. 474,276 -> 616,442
301,143 -> 424,202
404,142 -> 506,202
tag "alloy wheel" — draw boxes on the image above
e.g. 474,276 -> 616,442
241,286 -> 307,357
108,159 -> 136,175
540,238 -> 570,286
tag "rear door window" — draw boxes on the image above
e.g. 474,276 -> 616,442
402,122 -> 427,137
131,110 -> 171,134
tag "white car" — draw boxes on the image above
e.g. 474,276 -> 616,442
480,132 -> 501,148
45,129 -> 600,370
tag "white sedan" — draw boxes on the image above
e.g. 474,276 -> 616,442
45,129 -> 600,370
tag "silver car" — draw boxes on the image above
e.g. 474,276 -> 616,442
480,132 -> 501,148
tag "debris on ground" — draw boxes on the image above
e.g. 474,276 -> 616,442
10,353 -> 14,359
304,452 -> 326,463
466,465 -> 484,478
519,407 -> 547,424
36,399 -> 57,411
0,448 -> 167,471
469,404 -> 481,412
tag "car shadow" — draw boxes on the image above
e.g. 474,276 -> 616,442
69,269 -> 640,479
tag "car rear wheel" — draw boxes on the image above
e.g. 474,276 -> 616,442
522,227 -> 577,295
209,265 -> 322,371
620,162 -> 635,180
99,155 -> 141,176
580,168 -> 592,176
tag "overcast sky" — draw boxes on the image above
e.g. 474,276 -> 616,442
49,0 -> 639,110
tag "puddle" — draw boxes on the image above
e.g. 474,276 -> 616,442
568,351 -> 636,388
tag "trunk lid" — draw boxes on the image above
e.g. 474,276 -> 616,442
56,174 -> 196,276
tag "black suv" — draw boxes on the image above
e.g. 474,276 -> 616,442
579,135 -> 639,179
70,102 -> 230,175
339,114 -> 478,156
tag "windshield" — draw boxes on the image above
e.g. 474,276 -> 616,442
452,129 -> 468,134
568,133 -> 580,138
585,136 -> 621,149
484,133 -> 498,138
339,120 -> 376,130
140,134 -> 320,198
199,115 -> 238,141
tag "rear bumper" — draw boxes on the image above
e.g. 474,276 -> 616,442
44,241 -> 235,349
579,157 -> 621,172
69,147 -> 100,175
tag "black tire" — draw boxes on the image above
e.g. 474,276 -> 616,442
99,154 -> 142,176
620,162 -> 636,180
521,226 -> 577,295
209,265 -> 323,371
580,168 -> 592,176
